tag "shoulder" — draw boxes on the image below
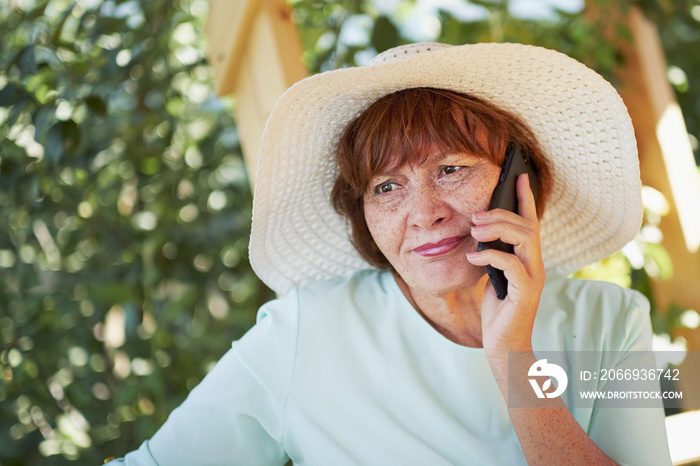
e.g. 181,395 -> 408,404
534,275 -> 652,351
229,269 -> 392,408
252,268 -> 386,323
541,274 -> 649,315
292,268 -> 397,334
252,268 -> 393,337
293,268 -> 392,308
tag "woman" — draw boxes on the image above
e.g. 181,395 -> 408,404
108,43 -> 671,464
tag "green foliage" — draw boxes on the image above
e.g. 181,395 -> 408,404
291,0 -> 636,79
0,0 -> 273,463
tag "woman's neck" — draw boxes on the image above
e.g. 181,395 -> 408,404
393,270 -> 489,347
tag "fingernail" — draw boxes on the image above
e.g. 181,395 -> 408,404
466,252 -> 479,260
473,211 -> 488,220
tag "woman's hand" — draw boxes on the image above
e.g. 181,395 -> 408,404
466,173 -> 545,364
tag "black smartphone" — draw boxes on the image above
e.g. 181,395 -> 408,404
477,142 -> 539,300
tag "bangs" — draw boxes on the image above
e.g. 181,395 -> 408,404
336,88 -> 510,197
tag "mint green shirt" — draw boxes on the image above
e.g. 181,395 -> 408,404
108,269 -> 671,465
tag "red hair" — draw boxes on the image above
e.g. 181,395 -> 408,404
331,88 -> 552,269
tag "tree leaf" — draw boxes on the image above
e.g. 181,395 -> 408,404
371,16 -> 400,54
17,45 -> 38,75
0,83 -> 32,108
43,119 -> 82,162
51,5 -> 75,45
33,105 -> 56,143
84,95 -> 107,117
34,45 -> 62,70
7,100 -> 31,127
61,119 -> 81,154
25,1 -> 49,21
45,122 -> 65,162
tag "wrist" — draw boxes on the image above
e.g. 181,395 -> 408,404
484,340 -> 533,363
486,349 -> 536,399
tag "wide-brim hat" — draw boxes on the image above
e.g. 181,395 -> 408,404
249,42 -> 642,296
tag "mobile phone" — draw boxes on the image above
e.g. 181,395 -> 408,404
476,142 -> 539,300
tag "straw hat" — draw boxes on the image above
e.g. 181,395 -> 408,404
249,42 -> 642,295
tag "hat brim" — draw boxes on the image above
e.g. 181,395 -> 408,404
250,42 -> 641,295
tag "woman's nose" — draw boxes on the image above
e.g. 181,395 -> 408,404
408,186 -> 451,229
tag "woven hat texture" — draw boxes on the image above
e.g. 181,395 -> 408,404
249,42 -> 642,296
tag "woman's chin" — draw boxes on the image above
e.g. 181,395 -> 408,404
399,258 -> 487,296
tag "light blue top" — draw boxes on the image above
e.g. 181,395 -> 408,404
107,269 -> 671,465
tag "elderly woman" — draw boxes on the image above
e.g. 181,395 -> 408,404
108,43 -> 671,465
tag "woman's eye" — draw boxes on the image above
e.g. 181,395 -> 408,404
374,182 -> 397,195
440,165 -> 462,176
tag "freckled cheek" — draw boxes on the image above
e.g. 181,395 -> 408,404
461,173 -> 500,212
451,184 -> 493,214
364,203 -> 404,255
475,184 -> 496,211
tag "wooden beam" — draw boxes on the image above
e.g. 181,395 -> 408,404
205,0 -> 307,188
617,8 -> 700,318
205,0 -> 260,97
627,9 -> 700,254
616,7 -> 700,411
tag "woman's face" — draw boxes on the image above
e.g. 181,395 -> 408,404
363,149 -> 501,296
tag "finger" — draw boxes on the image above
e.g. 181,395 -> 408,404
472,208 -> 524,226
467,249 -> 544,305
471,220 -> 538,250
517,173 -> 538,221
471,219 -> 544,278
467,248 -> 530,290
471,205 -> 538,230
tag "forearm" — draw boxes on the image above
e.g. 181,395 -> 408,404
492,351 -> 619,466
509,405 -> 618,465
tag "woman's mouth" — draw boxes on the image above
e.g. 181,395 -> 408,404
413,236 -> 467,257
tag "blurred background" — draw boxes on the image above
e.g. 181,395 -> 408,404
1,0 -> 699,464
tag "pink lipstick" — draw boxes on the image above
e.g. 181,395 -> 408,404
413,236 -> 466,257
